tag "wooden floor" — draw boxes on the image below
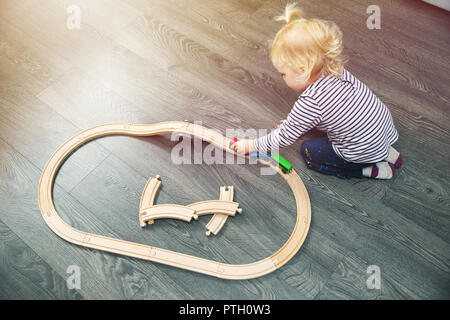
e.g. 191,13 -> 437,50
0,0 -> 449,299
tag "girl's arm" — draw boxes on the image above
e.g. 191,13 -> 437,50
233,96 -> 321,155
231,120 -> 286,155
256,96 -> 321,154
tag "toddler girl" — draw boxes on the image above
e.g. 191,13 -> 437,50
231,3 -> 402,179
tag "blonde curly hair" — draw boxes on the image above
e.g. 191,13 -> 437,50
271,3 -> 346,81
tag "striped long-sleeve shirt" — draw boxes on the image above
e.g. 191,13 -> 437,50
253,68 -> 399,163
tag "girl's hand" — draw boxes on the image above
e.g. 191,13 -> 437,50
231,139 -> 256,155
275,119 -> 286,129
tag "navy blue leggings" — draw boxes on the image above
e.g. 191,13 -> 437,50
300,137 -> 373,179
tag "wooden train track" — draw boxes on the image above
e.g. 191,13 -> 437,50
139,178 -> 242,234
38,121 -> 311,280
205,186 -> 236,236
139,178 -> 242,230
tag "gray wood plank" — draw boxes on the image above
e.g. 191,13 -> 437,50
113,14 -> 293,123
316,250 -> 449,299
295,165 -> 450,299
315,253 -> 410,300
48,0 -> 141,38
0,18 -> 71,95
0,219 -> 83,300
120,0 -> 276,80
0,83 -> 110,193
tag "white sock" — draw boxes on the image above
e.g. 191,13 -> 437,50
362,162 -> 393,179
375,162 -> 393,179
362,166 -> 373,178
386,146 -> 400,164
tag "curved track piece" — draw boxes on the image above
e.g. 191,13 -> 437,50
38,122 -> 311,280
139,177 -> 239,227
139,175 -> 162,227
140,204 -> 198,225
186,200 -> 240,216
206,186 -> 235,236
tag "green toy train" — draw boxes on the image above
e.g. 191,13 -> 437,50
249,152 -> 293,174
270,153 -> 293,173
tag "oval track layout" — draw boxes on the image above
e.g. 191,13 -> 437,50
38,121 -> 311,280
